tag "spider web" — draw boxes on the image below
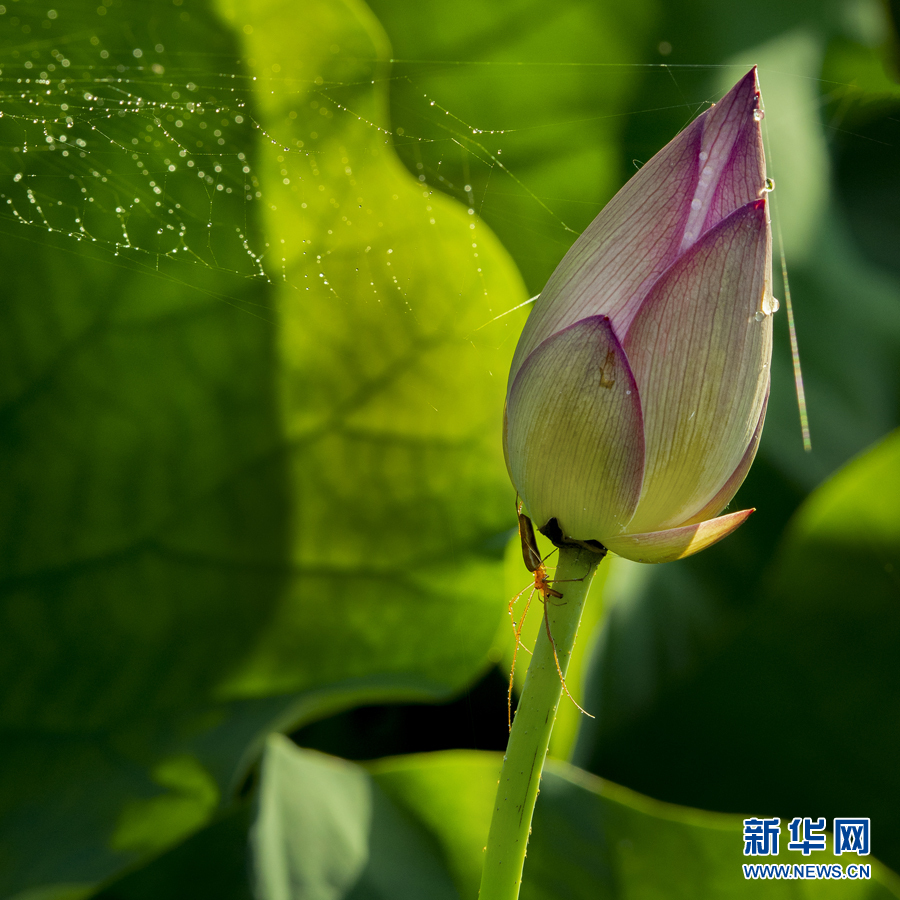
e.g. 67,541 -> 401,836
0,7 -> 269,282
0,0 -> 735,308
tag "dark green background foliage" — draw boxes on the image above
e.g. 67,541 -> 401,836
1,0 -> 898,897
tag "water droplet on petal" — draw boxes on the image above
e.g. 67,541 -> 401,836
753,108 -> 765,121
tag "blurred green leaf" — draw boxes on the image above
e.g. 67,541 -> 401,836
0,0 -> 526,894
253,735 -> 459,900
94,804 -> 254,900
826,36 -> 900,281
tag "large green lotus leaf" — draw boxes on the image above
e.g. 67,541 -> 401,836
372,749 -> 900,899
93,739 -> 900,899
213,0 -> 527,700
579,429 -> 900,871
0,0 -> 526,895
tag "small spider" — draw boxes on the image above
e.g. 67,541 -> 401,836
508,499 -> 593,730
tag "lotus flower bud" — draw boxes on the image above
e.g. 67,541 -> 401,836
503,68 -> 776,563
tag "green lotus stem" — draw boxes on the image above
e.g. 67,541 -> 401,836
479,543 -> 604,900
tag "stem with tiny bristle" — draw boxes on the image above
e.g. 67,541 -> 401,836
479,543 -> 604,900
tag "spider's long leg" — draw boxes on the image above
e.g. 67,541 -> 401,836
507,583 -> 527,623
541,599 -> 595,720
508,588 -> 535,731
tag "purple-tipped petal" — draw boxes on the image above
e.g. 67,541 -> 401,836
681,67 -> 766,251
508,68 -> 767,387
504,316 -> 644,541
622,199 -> 772,534
604,509 -> 754,564
508,120 -> 700,380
